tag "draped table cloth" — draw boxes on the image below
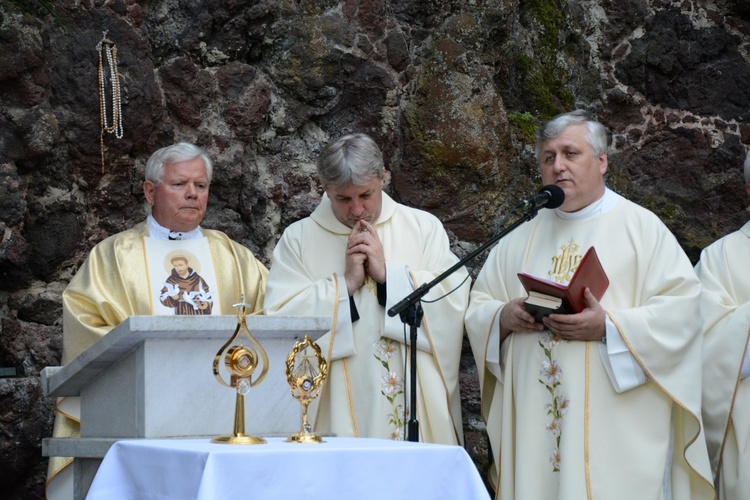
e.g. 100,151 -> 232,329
86,437 -> 490,499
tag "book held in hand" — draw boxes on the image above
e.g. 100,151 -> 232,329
517,247 -> 609,323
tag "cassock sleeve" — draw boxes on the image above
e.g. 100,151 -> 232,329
264,227 -> 356,360
381,216 -> 471,363
598,318 -> 648,392
465,244 -> 508,391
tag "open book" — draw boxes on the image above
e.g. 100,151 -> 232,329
517,247 -> 609,323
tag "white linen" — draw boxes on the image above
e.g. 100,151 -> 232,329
87,437 -> 490,500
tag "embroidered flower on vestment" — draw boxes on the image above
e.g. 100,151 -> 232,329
373,337 -> 408,440
549,447 -> 561,470
546,418 -> 562,437
557,395 -> 570,416
387,405 -> 406,424
538,335 -> 569,473
543,331 -> 562,348
381,370 -> 403,396
373,338 -> 398,361
540,359 -> 562,384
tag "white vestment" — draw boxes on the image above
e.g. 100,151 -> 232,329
264,192 -> 470,444
695,220 -> 750,499
465,191 -> 714,499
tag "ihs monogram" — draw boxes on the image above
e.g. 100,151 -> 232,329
548,239 -> 583,283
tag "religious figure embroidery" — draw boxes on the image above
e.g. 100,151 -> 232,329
373,337 -> 408,440
159,254 -> 214,315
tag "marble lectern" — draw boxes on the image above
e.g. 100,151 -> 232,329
41,314 -> 330,499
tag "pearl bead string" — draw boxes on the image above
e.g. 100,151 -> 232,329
97,31 -> 123,173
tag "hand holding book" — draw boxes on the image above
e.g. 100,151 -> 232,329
517,247 -> 609,323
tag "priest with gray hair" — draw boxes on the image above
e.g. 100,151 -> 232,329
264,133 -> 471,446
465,110 -> 715,499
46,142 -> 268,499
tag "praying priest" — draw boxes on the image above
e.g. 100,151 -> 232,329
464,110 -> 715,499
46,142 -> 268,499
263,133 -> 470,445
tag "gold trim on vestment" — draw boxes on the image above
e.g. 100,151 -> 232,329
342,357 -> 358,436
483,303 -> 505,499
315,272 -> 341,435
481,313 -> 496,399
224,231 -> 247,302
45,456 -> 74,497
141,235 -> 154,314
55,398 -> 80,423
409,270 -> 462,444
339,273 -> 358,435
584,341 -> 593,500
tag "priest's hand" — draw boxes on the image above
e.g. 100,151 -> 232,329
345,223 -> 369,295
344,250 -> 367,295
499,297 -> 544,341
347,220 -> 386,283
543,288 -> 606,341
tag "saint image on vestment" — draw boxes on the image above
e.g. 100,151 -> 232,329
159,253 -> 214,315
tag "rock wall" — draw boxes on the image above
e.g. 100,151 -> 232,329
1,0 -> 749,497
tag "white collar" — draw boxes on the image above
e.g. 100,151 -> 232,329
555,188 -> 622,221
146,215 -> 203,240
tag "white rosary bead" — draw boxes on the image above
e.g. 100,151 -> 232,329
97,32 -> 124,172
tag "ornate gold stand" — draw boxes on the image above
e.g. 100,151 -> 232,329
212,297 -> 268,444
286,335 -> 328,443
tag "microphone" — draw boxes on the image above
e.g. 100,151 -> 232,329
515,184 -> 565,210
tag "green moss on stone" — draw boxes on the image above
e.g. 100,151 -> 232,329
512,0 -> 574,120
508,111 -> 537,142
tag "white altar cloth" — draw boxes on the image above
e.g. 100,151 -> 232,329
86,437 -> 490,499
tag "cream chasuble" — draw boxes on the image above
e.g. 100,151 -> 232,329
47,220 -> 268,497
695,221 -> 750,500
465,193 -> 714,500
264,192 -> 470,445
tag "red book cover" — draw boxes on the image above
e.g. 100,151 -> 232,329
517,246 -> 609,315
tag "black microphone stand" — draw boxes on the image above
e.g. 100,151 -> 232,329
388,204 -> 546,442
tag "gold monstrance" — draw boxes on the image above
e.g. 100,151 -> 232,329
286,335 -> 328,443
212,296 -> 268,444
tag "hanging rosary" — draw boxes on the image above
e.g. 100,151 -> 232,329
97,31 -> 123,173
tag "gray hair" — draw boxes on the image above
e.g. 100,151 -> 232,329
316,133 -> 384,188
535,110 -> 609,159
144,142 -> 213,185
744,150 -> 750,185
